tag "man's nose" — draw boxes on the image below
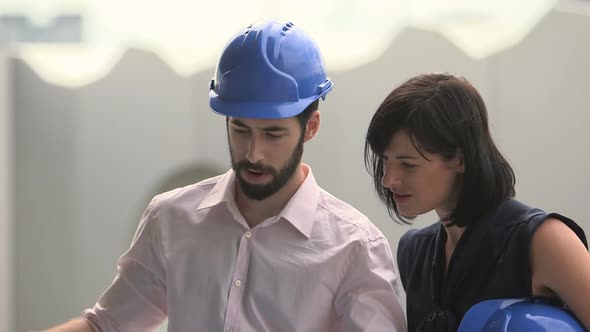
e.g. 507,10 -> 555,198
246,136 -> 264,164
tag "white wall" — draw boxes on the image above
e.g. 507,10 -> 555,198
0,50 -> 14,332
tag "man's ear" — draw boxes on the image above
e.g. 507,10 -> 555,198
304,111 -> 320,142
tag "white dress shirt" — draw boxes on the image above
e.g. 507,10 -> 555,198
83,165 -> 406,331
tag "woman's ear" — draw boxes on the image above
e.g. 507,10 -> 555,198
304,111 -> 320,142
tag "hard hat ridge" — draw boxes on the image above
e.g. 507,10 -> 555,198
209,19 -> 333,119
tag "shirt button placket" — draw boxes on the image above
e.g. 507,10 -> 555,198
223,230 -> 253,331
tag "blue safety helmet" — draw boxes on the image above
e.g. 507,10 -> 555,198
458,298 -> 585,332
209,19 -> 333,119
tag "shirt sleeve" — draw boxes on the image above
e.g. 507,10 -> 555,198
83,198 -> 168,332
519,212 -> 589,288
335,236 -> 408,332
525,212 -> 588,249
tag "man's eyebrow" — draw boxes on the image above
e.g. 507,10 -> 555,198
230,119 -> 288,132
230,119 -> 249,128
261,126 -> 288,132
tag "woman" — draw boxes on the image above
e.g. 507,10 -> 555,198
364,73 -> 590,331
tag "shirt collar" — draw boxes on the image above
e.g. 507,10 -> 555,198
195,165 -> 320,238
278,164 -> 320,239
195,169 -> 235,211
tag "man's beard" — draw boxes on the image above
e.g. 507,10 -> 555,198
230,135 -> 304,201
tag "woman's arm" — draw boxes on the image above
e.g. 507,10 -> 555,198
531,217 -> 590,329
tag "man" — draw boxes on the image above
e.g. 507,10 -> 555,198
46,19 -> 406,331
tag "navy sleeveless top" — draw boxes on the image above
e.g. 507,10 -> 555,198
397,199 -> 588,332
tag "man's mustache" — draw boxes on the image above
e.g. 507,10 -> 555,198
235,161 -> 277,175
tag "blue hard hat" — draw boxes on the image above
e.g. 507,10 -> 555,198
458,298 -> 585,332
209,19 -> 333,119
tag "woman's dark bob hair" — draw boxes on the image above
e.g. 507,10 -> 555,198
364,73 -> 515,227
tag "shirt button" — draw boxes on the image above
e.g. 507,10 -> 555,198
234,279 -> 242,287
245,231 -> 252,239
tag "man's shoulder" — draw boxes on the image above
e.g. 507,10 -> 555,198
149,174 -> 224,210
315,189 -> 385,242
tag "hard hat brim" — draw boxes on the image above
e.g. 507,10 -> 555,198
458,298 -> 522,331
209,90 -> 324,119
458,298 -> 585,331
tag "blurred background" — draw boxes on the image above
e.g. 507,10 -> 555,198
1,0 -> 589,331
